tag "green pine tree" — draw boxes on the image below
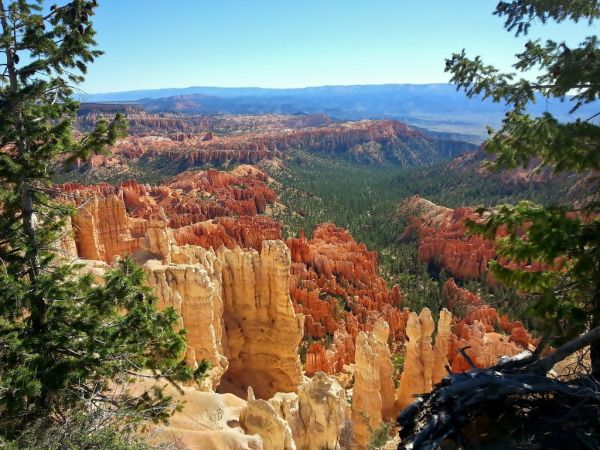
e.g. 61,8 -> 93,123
445,1 -> 600,376
0,0 -> 203,440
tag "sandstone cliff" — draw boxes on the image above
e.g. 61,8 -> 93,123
218,240 -> 304,400
395,308 -> 436,411
396,306 -> 530,412
141,231 -> 304,399
352,318 -> 396,449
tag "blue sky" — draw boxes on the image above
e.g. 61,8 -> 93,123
81,0 -> 598,94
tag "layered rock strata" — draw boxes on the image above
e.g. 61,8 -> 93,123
142,233 -> 304,399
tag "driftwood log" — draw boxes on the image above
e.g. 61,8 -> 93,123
397,326 -> 600,450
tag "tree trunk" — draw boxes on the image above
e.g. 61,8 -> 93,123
1,1 -> 44,327
591,280 -> 600,379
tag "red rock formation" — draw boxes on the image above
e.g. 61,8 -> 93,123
57,168 -> 409,380
288,224 -> 406,375
400,196 -> 495,281
55,166 -> 279,262
441,280 -> 535,369
441,277 -> 482,312
405,196 -> 552,283
72,117 -> 445,173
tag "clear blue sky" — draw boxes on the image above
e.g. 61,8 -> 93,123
81,0 -> 598,94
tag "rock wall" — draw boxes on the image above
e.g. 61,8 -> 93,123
143,255 -> 228,389
404,196 -> 547,283
141,232 -> 303,398
71,194 -> 140,262
218,240 -> 304,400
295,372 -> 351,450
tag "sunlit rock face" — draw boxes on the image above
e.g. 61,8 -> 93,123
239,372 -> 351,450
56,166 -> 280,263
142,237 -> 304,399
218,240 -> 304,400
396,305 -> 531,412
240,387 -> 296,450
395,308 -> 436,412
295,372 -> 352,450
352,318 -> 396,449
141,382 -> 263,450
143,255 -> 228,390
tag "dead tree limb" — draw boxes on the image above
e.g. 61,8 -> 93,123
397,326 -> 600,450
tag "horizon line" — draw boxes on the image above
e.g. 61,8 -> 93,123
82,82 -> 455,96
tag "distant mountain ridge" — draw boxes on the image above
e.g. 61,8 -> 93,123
82,84 -> 597,142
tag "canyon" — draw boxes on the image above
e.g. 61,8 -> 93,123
68,111 -> 476,182
54,164 -> 534,449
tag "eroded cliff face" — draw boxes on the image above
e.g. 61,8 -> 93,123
396,305 -> 531,412
57,166 -> 280,263
402,195 -> 548,283
71,114 -> 469,176
143,255 -> 228,390
218,240 -> 304,400
239,372 -> 351,450
352,318 -> 396,449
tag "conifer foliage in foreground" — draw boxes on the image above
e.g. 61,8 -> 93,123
446,0 -> 600,376
0,0 -> 203,443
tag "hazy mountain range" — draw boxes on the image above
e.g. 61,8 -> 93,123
83,84 -> 596,143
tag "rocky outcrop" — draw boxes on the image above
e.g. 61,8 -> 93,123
432,308 -> 453,385
395,308 -> 436,411
71,194 -> 140,262
142,236 -> 303,398
404,196 -> 550,283
240,387 -> 296,450
396,306 -> 531,412
57,171 -> 412,387
239,373 -> 351,450
140,381 -> 263,450
441,277 -> 482,312
295,372 -> 352,450
352,318 -> 396,449
218,240 -> 304,400
143,255 -> 228,389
